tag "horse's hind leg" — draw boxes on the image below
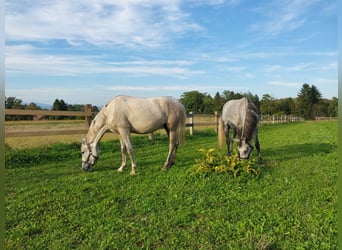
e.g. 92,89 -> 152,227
169,141 -> 179,165
162,130 -> 178,170
163,124 -> 170,137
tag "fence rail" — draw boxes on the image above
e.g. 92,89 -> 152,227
315,117 -> 338,121
259,115 -> 305,125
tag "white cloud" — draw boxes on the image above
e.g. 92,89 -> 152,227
105,84 -> 225,92
226,66 -> 245,72
314,78 -> 337,86
6,45 -> 98,75
103,66 -> 203,77
267,81 -> 301,87
186,0 -> 240,6
5,0 -> 202,48
250,0 -> 321,36
5,44 -> 203,77
108,60 -> 194,66
319,62 -> 338,71
264,63 -> 314,73
244,73 -> 253,79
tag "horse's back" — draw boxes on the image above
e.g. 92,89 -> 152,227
222,97 -> 249,126
113,95 -> 184,115
105,95 -> 185,133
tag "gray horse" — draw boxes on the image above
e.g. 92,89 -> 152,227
81,95 -> 186,174
218,97 -> 262,163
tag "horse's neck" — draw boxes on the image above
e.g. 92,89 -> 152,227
240,100 -> 248,139
86,111 -> 108,145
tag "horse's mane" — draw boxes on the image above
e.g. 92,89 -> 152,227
242,100 -> 259,140
86,106 -> 107,143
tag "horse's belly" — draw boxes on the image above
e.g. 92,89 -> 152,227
129,119 -> 165,134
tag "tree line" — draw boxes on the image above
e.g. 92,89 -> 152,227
5,83 -> 338,121
180,83 -> 337,120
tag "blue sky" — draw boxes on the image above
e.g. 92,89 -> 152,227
5,0 -> 337,106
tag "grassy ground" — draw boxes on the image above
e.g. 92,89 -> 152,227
5,121 -> 337,249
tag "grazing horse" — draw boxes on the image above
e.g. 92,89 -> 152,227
218,97 -> 262,162
81,95 -> 186,175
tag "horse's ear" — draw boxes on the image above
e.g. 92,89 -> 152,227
81,138 -> 86,144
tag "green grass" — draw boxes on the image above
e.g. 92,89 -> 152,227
5,121 -> 337,249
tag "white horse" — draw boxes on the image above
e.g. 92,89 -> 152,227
218,97 -> 262,163
81,95 -> 186,175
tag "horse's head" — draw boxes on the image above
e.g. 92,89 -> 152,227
81,139 -> 98,172
237,139 -> 253,159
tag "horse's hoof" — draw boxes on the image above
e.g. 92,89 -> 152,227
130,171 -> 136,175
117,168 -> 123,172
161,164 -> 171,171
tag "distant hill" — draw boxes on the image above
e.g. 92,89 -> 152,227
23,102 -> 52,110
37,103 -> 52,109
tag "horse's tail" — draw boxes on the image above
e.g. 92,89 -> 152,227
177,111 -> 186,144
218,116 -> 225,149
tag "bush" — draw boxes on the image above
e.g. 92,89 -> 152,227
192,148 -> 258,177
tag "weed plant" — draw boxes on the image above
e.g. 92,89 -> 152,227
192,148 -> 258,177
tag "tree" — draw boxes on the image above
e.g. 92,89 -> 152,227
213,92 -> 225,112
276,98 -> 295,115
202,94 -> 214,113
52,99 -> 67,111
221,90 -> 242,102
260,94 -> 276,115
180,91 -> 205,113
52,99 -> 68,119
327,97 -> 338,117
26,102 -> 41,110
5,96 -> 23,109
297,83 -> 322,119
5,97 -> 24,121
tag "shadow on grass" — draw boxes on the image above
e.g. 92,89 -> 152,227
262,142 -> 336,163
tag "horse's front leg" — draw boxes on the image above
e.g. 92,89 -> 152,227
254,129 -> 262,164
117,138 -> 127,172
225,126 -> 233,155
119,130 -> 137,175
230,128 -> 237,155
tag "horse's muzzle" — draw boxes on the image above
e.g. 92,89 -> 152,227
82,162 -> 94,172
238,153 -> 251,160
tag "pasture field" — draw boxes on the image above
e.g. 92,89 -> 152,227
5,121 -> 337,249
5,120 -> 120,149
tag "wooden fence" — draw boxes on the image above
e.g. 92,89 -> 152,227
259,115 -> 304,125
4,107 -> 218,137
5,105 -> 93,137
5,107 -> 315,138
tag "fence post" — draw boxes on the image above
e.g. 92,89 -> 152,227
214,111 -> 219,133
84,104 -> 92,128
189,111 -> 194,136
